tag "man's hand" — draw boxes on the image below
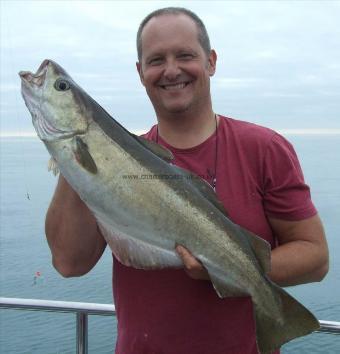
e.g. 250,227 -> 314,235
176,245 -> 210,280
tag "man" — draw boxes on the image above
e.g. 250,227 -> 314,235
45,7 -> 329,354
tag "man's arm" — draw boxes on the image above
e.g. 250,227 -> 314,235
176,214 -> 329,286
45,175 -> 107,277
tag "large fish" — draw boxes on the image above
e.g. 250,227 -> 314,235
19,59 -> 319,353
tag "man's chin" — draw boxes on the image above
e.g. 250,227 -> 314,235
163,103 -> 191,115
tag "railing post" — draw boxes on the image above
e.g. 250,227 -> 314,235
76,312 -> 88,354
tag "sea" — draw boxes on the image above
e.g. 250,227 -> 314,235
0,134 -> 339,354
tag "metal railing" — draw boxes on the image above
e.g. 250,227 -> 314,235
1,297 -> 339,354
0,297 -> 115,354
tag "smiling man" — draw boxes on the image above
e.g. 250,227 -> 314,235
113,7 -> 328,354
136,9 -> 218,150
136,14 -> 216,121
45,7 -> 329,354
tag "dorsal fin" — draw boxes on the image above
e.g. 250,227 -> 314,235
173,165 -> 228,216
132,134 -> 174,162
133,134 -> 226,216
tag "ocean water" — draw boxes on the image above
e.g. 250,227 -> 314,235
0,135 -> 339,353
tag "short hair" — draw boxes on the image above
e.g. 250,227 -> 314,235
136,7 -> 211,61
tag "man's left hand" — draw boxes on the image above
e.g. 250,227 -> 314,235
176,245 -> 210,280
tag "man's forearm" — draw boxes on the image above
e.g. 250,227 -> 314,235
269,240 -> 329,287
268,215 -> 329,287
45,175 -> 106,277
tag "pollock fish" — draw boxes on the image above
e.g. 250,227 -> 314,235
19,60 -> 320,353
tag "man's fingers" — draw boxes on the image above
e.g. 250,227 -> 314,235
175,245 -> 210,280
176,245 -> 200,268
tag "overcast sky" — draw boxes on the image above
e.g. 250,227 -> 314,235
1,0 -> 340,136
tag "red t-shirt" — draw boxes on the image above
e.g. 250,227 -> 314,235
113,116 -> 317,354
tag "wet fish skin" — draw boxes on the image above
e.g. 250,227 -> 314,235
19,60 -> 320,354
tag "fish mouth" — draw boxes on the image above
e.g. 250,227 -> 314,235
19,59 -> 49,88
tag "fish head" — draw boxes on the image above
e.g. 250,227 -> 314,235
19,59 -> 89,142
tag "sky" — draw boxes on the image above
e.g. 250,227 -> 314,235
1,0 -> 340,136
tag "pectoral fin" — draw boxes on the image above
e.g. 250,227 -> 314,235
47,157 -> 59,176
72,136 -> 97,174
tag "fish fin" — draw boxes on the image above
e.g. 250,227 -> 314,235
172,165 -> 228,216
255,282 -> 319,354
133,135 -> 174,162
190,174 -> 228,216
210,273 -> 249,298
47,157 -> 59,176
202,260 -> 249,298
242,229 -> 271,274
97,220 -> 182,269
72,136 -> 98,174
132,135 -> 228,216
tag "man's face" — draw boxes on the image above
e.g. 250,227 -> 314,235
137,14 -> 216,116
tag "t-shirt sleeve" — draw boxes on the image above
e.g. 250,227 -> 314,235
263,133 -> 317,220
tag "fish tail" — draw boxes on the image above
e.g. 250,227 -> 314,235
255,282 -> 320,354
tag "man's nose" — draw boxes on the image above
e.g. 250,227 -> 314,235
163,60 -> 181,80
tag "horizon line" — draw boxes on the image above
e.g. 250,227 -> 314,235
1,128 -> 340,138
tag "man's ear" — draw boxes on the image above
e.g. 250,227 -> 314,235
207,49 -> 217,77
136,62 -> 145,85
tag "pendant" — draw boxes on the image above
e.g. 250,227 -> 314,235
212,177 -> 216,192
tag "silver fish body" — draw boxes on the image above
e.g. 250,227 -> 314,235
19,60 -> 320,353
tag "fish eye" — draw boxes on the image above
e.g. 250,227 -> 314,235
54,78 -> 70,91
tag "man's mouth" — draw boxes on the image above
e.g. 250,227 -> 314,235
160,81 -> 191,91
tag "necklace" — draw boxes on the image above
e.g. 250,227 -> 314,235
155,114 -> 218,191
207,114 -> 218,191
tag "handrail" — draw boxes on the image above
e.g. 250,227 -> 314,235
317,320 -> 340,335
1,297 -> 339,353
0,297 -> 115,315
0,297 -> 115,354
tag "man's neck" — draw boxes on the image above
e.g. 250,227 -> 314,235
156,109 -> 218,149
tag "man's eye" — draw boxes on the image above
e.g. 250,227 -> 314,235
149,58 -> 163,66
178,53 -> 194,60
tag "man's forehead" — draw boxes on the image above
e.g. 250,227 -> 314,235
141,13 -> 198,38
